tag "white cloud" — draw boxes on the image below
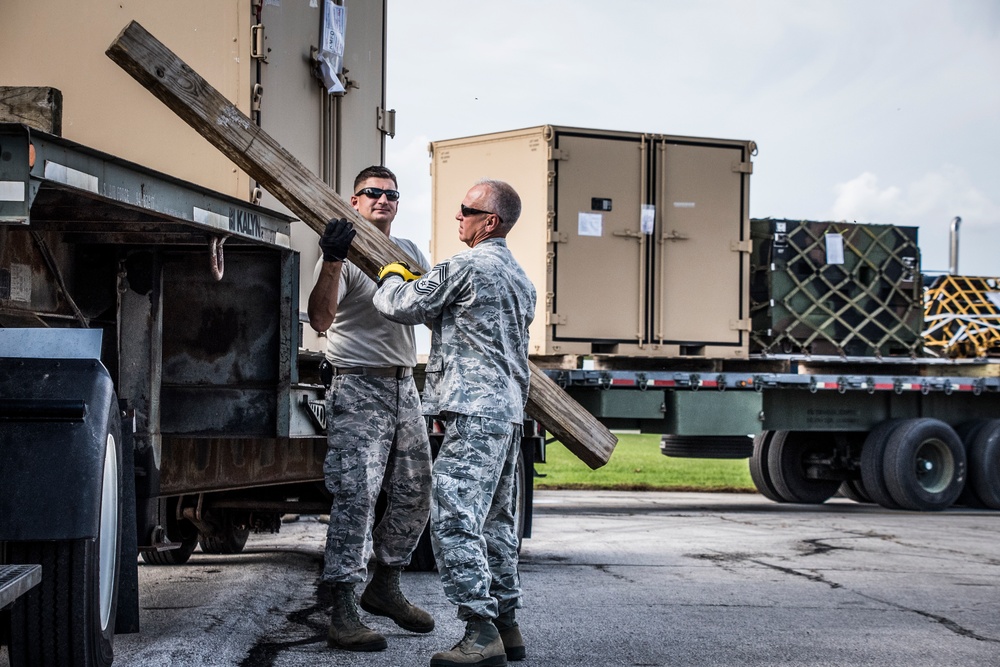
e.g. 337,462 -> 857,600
830,173 -> 903,222
830,167 -> 1000,226
829,167 -> 1000,274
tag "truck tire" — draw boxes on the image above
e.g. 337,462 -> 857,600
838,479 -> 871,504
767,430 -> 840,504
7,403 -> 123,667
660,435 -> 753,459
198,511 -> 251,555
406,521 -> 437,572
749,431 -> 786,502
860,420 -> 904,510
512,443 -> 527,553
883,418 -> 965,511
139,497 -> 200,565
140,537 -> 198,565
954,421 -> 988,508
966,420 -> 1000,509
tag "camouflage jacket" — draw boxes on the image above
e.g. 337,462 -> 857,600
373,238 -> 535,423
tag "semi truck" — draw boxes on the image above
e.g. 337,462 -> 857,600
430,126 -> 1000,514
0,4 -> 541,666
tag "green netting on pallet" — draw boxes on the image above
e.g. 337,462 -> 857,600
750,219 -> 923,357
924,275 -> 1000,358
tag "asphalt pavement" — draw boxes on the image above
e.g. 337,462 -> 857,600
5,490 -> 998,666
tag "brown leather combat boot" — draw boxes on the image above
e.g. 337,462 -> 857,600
495,609 -> 525,661
327,582 -> 387,652
360,561 -> 435,633
429,616 -> 507,666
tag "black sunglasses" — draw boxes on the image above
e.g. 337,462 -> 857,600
460,204 -> 502,224
355,187 -> 400,201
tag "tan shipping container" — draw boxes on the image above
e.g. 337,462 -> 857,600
1,0 -> 391,354
430,125 -> 755,360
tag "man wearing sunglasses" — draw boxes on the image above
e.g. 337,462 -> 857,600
307,165 -> 434,653
372,179 -> 536,666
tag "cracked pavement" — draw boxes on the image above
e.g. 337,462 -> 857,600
33,490 -> 1000,667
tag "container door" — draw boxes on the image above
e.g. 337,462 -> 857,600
258,1 -> 387,355
654,142 -> 747,346
552,132 -> 646,343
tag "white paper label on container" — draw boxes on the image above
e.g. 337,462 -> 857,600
44,161 -> 99,194
641,205 -> 656,234
0,181 -> 26,202
825,233 -> 845,264
578,212 -> 603,237
673,202 -> 696,208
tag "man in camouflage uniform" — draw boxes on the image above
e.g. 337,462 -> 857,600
307,165 -> 434,652
373,179 -> 536,666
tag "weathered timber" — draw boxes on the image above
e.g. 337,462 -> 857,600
0,87 -> 63,135
106,20 -> 617,468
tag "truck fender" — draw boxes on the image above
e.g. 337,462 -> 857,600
0,357 -> 120,541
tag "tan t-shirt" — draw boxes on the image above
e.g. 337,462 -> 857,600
313,236 -> 426,368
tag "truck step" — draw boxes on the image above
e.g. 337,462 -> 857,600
0,563 -> 42,609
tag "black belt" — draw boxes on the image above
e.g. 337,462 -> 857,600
334,366 -> 412,379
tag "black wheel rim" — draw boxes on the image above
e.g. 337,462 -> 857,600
913,437 -> 954,494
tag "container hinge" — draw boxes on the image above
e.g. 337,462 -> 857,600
732,161 -> 753,174
546,312 -> 567,326
548,148 -> 569,161
377,107 -> 396,138
548,230 -> 568,243
251,24 -> 267,61
729,319 -> 751,331
730,239 -> 752,253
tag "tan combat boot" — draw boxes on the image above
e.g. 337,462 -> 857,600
495,609 -> 525,661
429,617 -> 507,667
360,561 -> 435,633
327,583 -> 388,652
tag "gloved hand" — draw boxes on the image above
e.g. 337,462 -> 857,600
377,261 -> 422,286
319,218 -> 356,262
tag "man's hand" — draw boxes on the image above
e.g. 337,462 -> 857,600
319,218 -> 356,262
377,261 -> 422,286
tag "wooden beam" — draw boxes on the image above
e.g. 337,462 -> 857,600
106,20 -> 617,469
0,87 -> 63,135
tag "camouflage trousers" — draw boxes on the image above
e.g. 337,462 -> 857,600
321,374 -> 432,585
431,413 -> 522,621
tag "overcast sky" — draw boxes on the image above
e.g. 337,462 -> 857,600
382,0 -> 999,277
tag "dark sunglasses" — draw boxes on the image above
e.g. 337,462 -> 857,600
460,204 -> 502,223
355,187 -> 400,201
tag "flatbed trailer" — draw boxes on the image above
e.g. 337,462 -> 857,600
543,357 -> 1000,511
428,124 -> 1000,515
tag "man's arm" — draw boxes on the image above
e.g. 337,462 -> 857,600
307,260 -> 344,332
373,259 -> 463,325
307,218 -> 356,333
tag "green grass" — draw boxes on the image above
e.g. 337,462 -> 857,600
534,433 -> 757,492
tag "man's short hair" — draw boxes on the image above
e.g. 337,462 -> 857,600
354,165 -> 398,191
477,178 -> 521,232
